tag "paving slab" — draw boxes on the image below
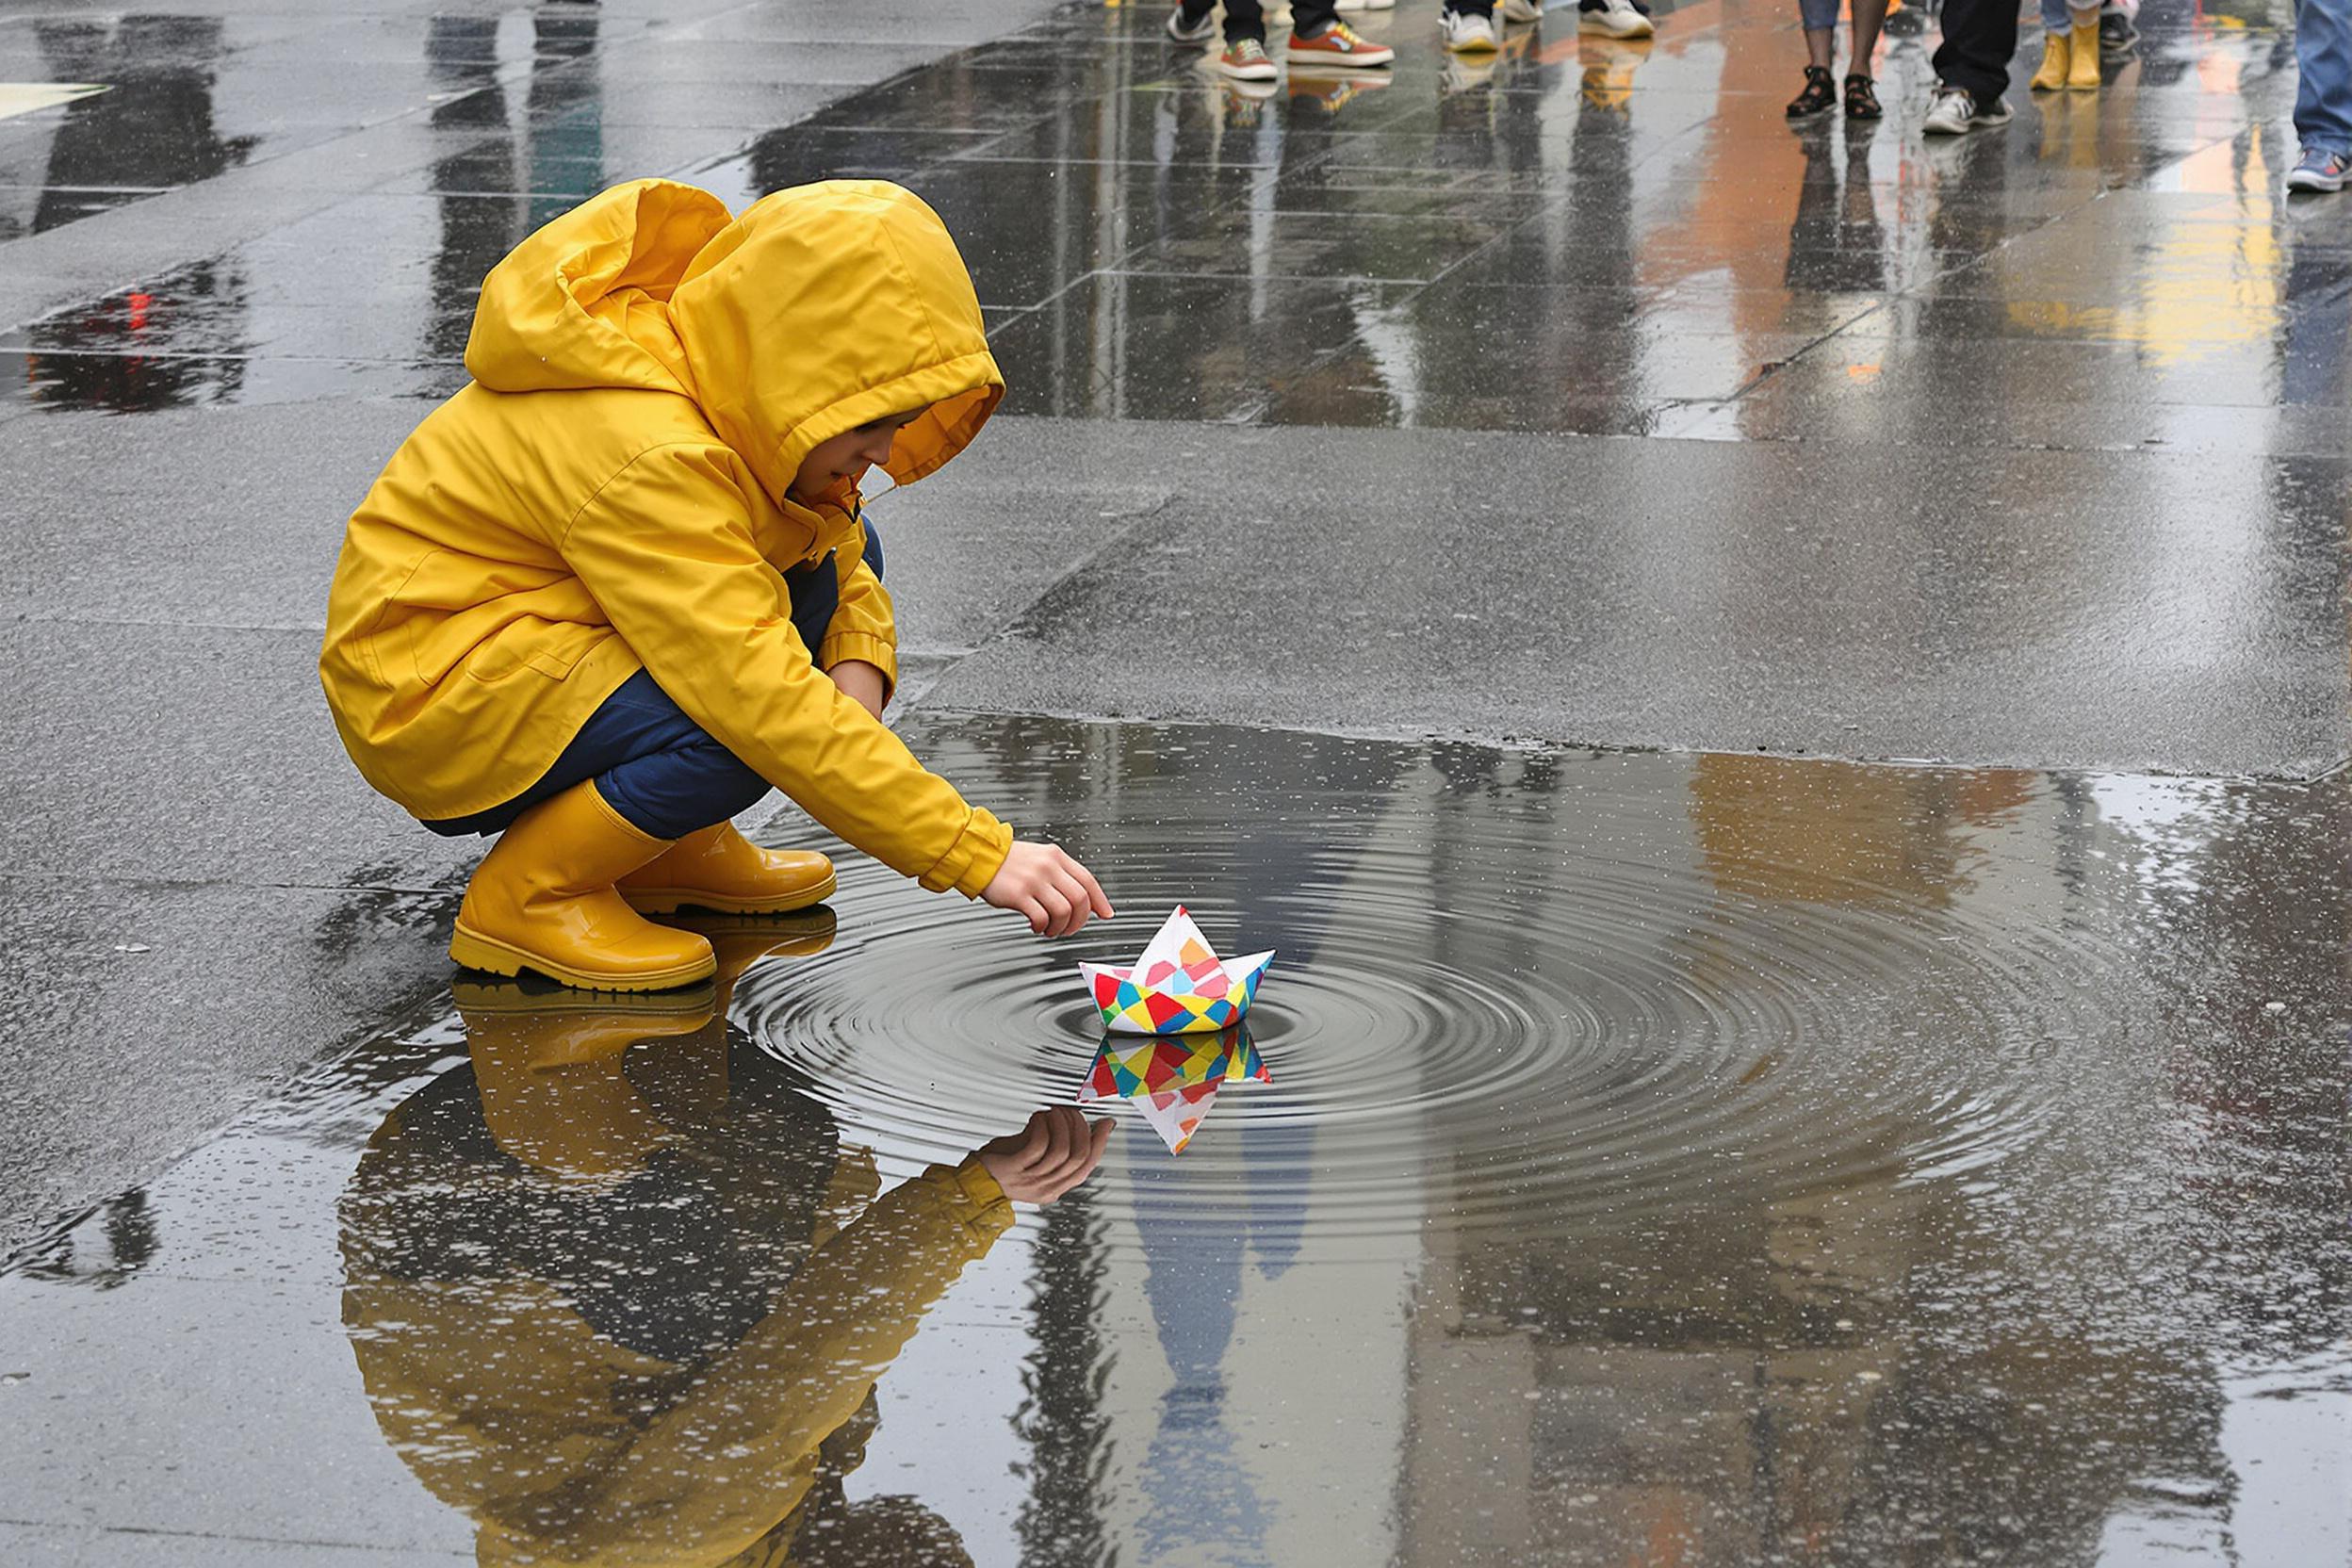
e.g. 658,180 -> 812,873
916,418 -> 2352,779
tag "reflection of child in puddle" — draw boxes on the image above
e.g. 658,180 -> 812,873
319,178 -> 1110,998
338,919 -> 1111,1566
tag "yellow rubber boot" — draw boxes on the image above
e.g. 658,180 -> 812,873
449,780 -> 717,992
2067,19 -> 2100,88
616,822 -> 837,915
2030,33 -> 2069,91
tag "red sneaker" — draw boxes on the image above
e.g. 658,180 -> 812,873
1216,36 -> 1280,80
1284,20 -> 1396,68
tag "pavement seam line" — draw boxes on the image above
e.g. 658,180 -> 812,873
898,491 -> 1180,715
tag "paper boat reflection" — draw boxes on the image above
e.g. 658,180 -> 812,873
1078,905 -> 1275,1036
1076,1025 -> 1269,1154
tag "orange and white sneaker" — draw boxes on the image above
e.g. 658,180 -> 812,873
1217,36 -> 1282,79
1285,20 -> 1396,68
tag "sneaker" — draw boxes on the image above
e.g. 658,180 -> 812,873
1334,0 -> 1398,9
1287,19 -> 1396,66
1167,5 -> 1217,43
2098,0 -> 2138,50
1441,8 -> 1503,50
1216,36 -> 1281,79
2288,146 -> 2352,193
1578,0 -> 1655,39
1920,83 -> 2009,134
1500,0 -> 1544,20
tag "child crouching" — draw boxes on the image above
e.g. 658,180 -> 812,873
320,178 -> 1111,990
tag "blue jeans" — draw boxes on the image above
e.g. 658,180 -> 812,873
425,526 -> 884,841
2297,0 -> 2352,156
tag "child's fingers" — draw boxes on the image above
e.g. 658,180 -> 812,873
1067,858 -> 1114,920
1040,1104 -> 1079,1171
1035,882 -> 1075,939
996,1116 -> 1047,1177
1014,895 -> 1048,934
1058,870 -> 1101,930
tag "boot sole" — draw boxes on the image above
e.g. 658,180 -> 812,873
619,870 -> 839,916
449,923 -> 717,991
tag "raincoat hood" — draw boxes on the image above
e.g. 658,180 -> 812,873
466,178 -> 1003,505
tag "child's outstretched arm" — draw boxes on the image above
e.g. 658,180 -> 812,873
562,444 -> 1115,937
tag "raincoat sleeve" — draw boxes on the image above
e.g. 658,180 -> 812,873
562,444 -> 1011,897
817,517 -> 898,705
489,1159 -> 1013,1566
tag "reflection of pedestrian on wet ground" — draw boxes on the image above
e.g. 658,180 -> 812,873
1167,0 -> 1396,80
1785,131 -> 1890,295
2287,0 -> 2352,191
340,918 -> 1112,1566
1920,0 -> 2017,134
319,180 -> 1115,998
1784,0 -> 1886,120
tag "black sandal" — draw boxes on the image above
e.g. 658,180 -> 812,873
1843,73 -> 1882,119
1787,64 -> 1836,118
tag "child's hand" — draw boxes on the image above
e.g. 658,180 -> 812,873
976,1106 -> 1115,1204
984,841 -> 1114,938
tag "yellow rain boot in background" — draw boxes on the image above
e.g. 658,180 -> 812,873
449,779 -> 717,991
617,822 -> 836,915
2030,32 -> 2069,91
2068,18 -> 2101,88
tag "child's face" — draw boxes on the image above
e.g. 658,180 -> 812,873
789,408 -> 925,502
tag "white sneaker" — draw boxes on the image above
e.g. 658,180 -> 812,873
1920,82 -> 2011,134
1334,0 -> 1398,9
1500,0 -> 1544,20
1166,5 -> 1217,43
1441,8 -> 1502,50
1577,0 -> 1654,38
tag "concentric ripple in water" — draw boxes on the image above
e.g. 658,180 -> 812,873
742,722 -> 2121,1256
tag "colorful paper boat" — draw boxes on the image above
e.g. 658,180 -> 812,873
1077,1025 -> 1270,1153
1078,906 -> 1274,1037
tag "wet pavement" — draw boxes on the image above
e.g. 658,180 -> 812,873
7,717 -> 2351,1564
6,0 -> 2352,1560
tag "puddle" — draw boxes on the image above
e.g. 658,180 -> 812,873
4,714 -> 2348,1564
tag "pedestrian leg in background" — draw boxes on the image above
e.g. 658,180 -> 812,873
2029,0 -> 2101,90
1788,0 -> 1886,119
1168,0 -> 1219,43
1842,0 -> 1886,117
1788,0 -> 1842,119
1441,0 -> 1502,52
1923,0 -> 2017,134
2290,0 -> 2352,192
1580,0 -> 1655,41
1286,0 -> 1396,66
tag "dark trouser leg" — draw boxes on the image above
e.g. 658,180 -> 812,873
1932,0 -> 2018,105
1217,0 -> 1267,41
422,669 -> 768,841
1290,0 -> 1343,36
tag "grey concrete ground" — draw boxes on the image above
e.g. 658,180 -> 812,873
3,2 -> 2352,1562
1,0 -> 2347,1257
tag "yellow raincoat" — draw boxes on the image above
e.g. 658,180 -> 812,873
319,179 -> 1012,896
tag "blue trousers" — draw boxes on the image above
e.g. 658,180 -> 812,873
425,526 -> 884,841
2298,0 -> 2352,156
